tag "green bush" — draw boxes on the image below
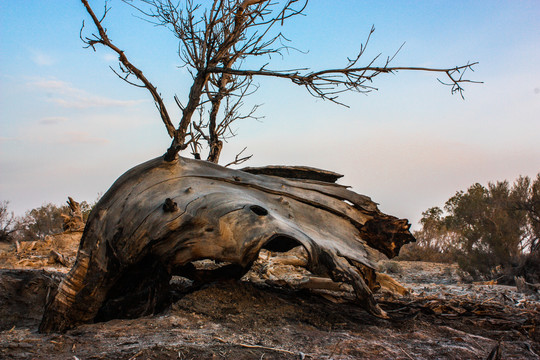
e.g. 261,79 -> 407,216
405,174 -> 540,281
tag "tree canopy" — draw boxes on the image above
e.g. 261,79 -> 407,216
400,174 -> 540,280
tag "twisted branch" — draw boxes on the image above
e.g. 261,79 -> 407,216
80,0 -> 176,138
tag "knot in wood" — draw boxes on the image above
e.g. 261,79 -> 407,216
162,198 -> 178,213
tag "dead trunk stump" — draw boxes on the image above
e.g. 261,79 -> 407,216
40,156 -> 414,333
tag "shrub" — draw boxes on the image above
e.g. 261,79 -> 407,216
379,261 -> 402,274
407,174 -> 540,280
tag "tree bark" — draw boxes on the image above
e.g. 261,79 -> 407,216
40,156 -> 414,333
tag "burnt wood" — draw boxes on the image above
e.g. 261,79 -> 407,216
40,156 -> 414,333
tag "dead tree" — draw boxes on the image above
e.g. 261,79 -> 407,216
80,0 -> 479,163
40,156 -> 414,332
39,0 -> 479,332
61,197 -> 85,232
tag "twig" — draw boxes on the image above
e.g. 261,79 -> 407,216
128,350 -> 144,360
398,345 -> 415,360
214,337 -> 312,357
224,147 -> 252,167
485,341 -> 501,360
478,296 -> 497,306
327,339 -> 343,358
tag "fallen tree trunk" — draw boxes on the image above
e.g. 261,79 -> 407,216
40,156 -> 414,333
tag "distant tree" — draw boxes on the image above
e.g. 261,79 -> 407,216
80,0 -> 479,163
16,203 -> 68,241
446,181 -> 528,276
0,201 -> 18,243
406,174 -> 540,280
398,207 -> 459,263
512,174 -> 540,253
14,198 -> 97,241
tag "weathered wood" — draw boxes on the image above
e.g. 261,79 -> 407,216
0,270 -> 63,331
241,165 -> 343,183
40,156 -> 414,333
515,276 -> 540,295
49,250 -> 71,267
61,197 -> 85,232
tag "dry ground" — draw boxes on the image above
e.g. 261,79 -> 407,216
0,233 -> 538,359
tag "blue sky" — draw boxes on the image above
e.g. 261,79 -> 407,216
1,1 -> 539,228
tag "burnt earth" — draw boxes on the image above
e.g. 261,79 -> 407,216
0,268 -> 539,359
0,237 -> 539,359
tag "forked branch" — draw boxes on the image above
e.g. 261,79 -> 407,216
207,62 -> 480,105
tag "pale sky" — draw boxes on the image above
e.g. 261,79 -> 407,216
1,1 -> 539,229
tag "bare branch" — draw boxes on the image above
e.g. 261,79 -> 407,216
109,66 -> 146,88
206,62 -> 481,105
82,0 -> 480,162
224,147 -> 253,167
80,0 -> 176,138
